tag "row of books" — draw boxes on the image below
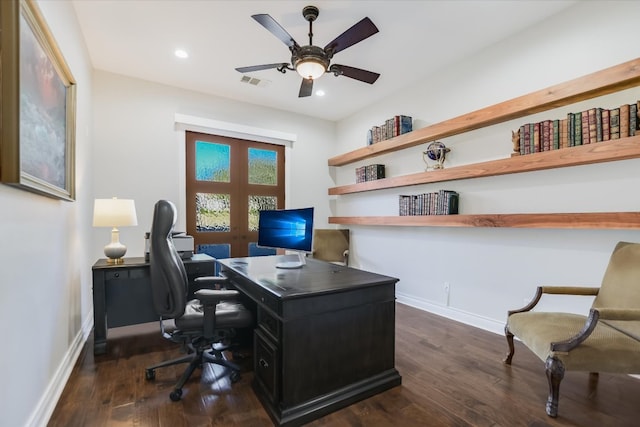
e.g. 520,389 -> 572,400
367,115 -> 413,145
355,164 -> 385,183
514,100 -> 640,155
399,190 -> 459,216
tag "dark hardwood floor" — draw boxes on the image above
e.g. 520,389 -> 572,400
49,303 -> 640,426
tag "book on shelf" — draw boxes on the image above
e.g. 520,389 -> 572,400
630,103 -> 637,137
594,108 -> 603,142
573,112 -> 582,145
542,120 -> 550,151
552,119 -> 560,150
581,110 -> 590,144
620,104 -> 630,138
560,118 -> 568,148
602,109 -> 610,141
610,108 -> 620,139
523,124 -> 531,154
587,108 -> 596,143
399,115 -> 413,134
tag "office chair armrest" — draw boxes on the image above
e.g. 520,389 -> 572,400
196,289 -> 240,339
194,289 -> 239,305
194,276 -> 229,290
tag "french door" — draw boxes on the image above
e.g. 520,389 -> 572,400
185,131 -> 285,259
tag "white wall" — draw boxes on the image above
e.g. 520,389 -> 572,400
334,0 -> 640,333
0,1 -> 94,426
91,71 -> 335,261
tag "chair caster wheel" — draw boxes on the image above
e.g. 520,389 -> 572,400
230,370 -> 241,383
145,369 -> 155,381
170,389 -> 182,401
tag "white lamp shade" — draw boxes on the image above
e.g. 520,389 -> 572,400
296,59 -> 326,80
93,198 -> 138,227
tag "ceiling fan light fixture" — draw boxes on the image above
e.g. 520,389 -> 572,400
295,58 -> 326,80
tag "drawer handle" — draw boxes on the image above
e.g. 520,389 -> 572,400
114,273 -> 120,278
259,358 -> 269,369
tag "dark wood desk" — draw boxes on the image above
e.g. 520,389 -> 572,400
92,254 -> 215,354
218,255 -> 402,427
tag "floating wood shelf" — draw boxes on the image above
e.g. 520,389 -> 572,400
328,57 -> 640,229
329,135 -> 640,195
328,57 -> 640,167
329,212 -> 640,229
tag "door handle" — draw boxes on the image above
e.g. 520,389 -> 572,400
259,358 -> 269,369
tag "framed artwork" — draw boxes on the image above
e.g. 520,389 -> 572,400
0,0 -> 76,200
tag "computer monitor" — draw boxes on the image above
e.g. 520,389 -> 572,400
257,207 -> 314,269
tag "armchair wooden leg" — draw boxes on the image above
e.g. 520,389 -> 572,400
545,356 -> 565,417
503,325 -> 515,365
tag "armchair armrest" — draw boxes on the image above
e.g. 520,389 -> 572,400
549,307 -> 640,353
596,308 -> 640,321
508,286 -> 600,316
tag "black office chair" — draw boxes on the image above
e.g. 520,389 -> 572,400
144,199 -> 252,401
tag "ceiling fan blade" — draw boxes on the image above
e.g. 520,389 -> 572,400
331,64 -> 380,84
235,63 -> 289,73
299,78 -> 313,97
324,17 -> 378,56
252,14 -> 300,49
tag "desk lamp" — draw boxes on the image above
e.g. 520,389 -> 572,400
93,197 -> 138,264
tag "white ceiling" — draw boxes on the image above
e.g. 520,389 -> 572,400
71,0 -> 577,122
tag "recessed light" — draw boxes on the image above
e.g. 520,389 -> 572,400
174,49 -> 189,59
315,90 -> 325,97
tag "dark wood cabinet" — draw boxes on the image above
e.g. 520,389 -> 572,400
92,254 -> 215,354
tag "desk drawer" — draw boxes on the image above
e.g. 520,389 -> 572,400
254,329 -> 279,405
258,308 -> 280,343
105,270 -> 128,280
105,268 -> 145,281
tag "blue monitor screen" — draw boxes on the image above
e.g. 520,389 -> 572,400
257,207 -> 314,253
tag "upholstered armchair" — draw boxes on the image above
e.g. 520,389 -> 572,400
312,228 -> 350,265
504,241 -> 640,417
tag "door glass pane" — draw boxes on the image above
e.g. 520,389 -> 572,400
248,195 -> 277,232
196,141 -> 230,182
248,148 -> 277,185
248,242 -> 276,257
196,193 -> 230,232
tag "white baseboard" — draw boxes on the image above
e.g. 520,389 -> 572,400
25,313 -> 93,427
396,292 -> 505,336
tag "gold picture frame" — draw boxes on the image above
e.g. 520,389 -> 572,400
0,0 -> 76,200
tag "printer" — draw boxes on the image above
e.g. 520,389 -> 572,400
144,231 -> 194,261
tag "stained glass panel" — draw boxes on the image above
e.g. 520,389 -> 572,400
196,193 -> 230,232
248,195 -> 277,231
196,141 -> 230,182
248,148 -> 277,185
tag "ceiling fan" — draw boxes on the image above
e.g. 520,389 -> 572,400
235,5 -> 380,98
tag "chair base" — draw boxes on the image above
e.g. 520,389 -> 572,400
145,342 -> 241,401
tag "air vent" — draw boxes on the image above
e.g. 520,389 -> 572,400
240,76 -> 271,88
